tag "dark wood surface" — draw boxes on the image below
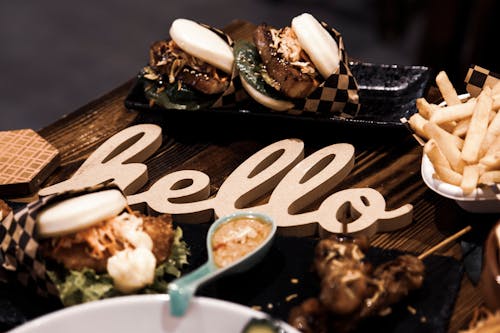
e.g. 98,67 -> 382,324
28,20 -> 496,332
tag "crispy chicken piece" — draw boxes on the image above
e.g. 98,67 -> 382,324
41,242 -> 108,272
142,214 -> 174,264
41,212 -> 174,273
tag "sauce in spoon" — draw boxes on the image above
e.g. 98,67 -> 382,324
212,216 -> 272,268
168,212 -> 276,317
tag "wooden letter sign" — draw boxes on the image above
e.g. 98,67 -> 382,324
39,124 -> 162,196
40,124 -> 413,237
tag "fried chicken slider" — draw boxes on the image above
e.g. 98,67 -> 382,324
36,189 -> 181,297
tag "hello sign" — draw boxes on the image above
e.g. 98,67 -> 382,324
39,124 -> 413,237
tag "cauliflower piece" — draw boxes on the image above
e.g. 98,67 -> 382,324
107,247 -> 157,293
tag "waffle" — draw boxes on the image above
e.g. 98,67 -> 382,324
0,129 -> 60,196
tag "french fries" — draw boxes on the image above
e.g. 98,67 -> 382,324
461,88 -> 492,164
436,71 -> 462,106
424,122 -> 465,172
408,71 -> 500,195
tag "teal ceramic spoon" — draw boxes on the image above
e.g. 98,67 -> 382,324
168,211 -> 276,317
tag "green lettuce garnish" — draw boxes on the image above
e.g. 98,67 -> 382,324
142,76 -> 219,111
47,227 -> 189,306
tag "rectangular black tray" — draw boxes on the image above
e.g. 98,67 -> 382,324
124,62 -> 431,129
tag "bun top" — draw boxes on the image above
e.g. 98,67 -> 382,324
169,18 -> 234,74
291,13 -> 340,79
36,189 -> 127,238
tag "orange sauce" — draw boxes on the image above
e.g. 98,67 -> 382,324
212,217 -> 271,268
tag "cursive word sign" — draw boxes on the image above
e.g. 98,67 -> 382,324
40,124 -> 413,237
39,124 -> 162,196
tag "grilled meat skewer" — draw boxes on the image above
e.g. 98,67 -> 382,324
289,235 -> 425,333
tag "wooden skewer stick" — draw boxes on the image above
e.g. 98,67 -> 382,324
418,225 -> 472,260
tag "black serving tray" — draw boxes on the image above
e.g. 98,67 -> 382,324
124,62 -> 431,129
0,223 -> 463,333
184,223 -> 463,333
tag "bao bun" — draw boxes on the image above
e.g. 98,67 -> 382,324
36,189 -> 127,238
169,18 -> 234,74
237,13 -> 341,111
291,13 -> 340,79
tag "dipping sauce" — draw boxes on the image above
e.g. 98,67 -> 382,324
212,217 -> 272,268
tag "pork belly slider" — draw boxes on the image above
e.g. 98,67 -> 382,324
142,18 -> 234,110
234,13 -> 340,111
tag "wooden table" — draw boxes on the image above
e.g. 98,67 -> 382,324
6,20 -> 498,332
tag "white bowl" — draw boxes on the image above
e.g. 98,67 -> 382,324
421,154 -> 500,213
8,295 -> 300,333
438,93 -> 471,107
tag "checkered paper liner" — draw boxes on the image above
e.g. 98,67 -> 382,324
0,182 -> 120,298
290,22 -> 360,117
464,65 -> 499,97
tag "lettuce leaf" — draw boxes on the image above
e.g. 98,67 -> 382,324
142,78 -> 218,111
47,227 -> 190,306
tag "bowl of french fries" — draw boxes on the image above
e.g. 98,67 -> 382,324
408,70 -> 500,213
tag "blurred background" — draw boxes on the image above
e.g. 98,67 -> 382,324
0,0 -> 497,131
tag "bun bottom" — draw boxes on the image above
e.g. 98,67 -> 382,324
240,77 -> 294,111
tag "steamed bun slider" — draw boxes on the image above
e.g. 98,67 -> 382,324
142,18 -> 234,110
36,189 -> 188,305
234,13 -> 340,111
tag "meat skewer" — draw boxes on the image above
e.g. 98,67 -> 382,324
289,226 -> 472,333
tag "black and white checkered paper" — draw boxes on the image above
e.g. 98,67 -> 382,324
464,65 -> 499,97
290,22 -> 360,116
0,182 -> 120,298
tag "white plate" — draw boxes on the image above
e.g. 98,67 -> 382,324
421,154 -> 500,213
8,295 -> 300,333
